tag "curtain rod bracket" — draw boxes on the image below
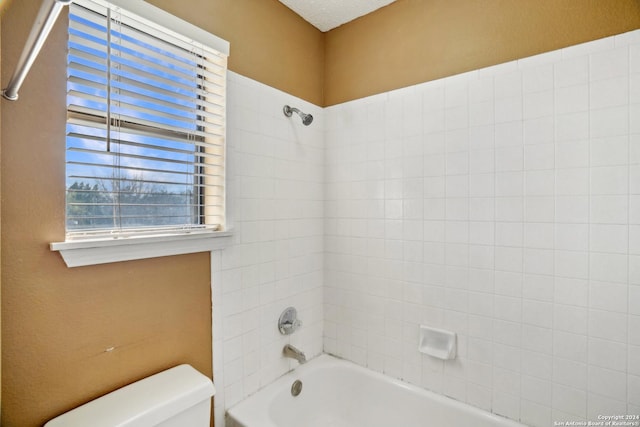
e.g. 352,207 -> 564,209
1,0 -> 73,102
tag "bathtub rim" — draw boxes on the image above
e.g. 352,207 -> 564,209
225,353 -> 526,427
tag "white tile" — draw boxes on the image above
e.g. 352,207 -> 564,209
590,166 -> 628,195
495,221 -> 523,247
590,106 -> 629,139
525,144 -> 555,171
424,154 -> 446,176
522,375 -> 552,405
590,47 -> 629,81
424,177 -> 446,198
524,223 -> 554,249
522,324 -> 553,355
552,383 -> 587,418
524,116 -> 554,146
590,281 -> 629,313
632,44 -> 640,73
556,168 -> 589,196
493,320 -> 522,347
589,309 -> 627,343
469,149 -> 495,174
630,314 -> 640,346
555,277 -> 589,307
522,350 -> 553,380
469,77 -> 494,104
495,197 -> 523,222
522,63 -> 554,93
470,221 -> 495,245
590,135 -> 629,167
445,106 -> 468,131
469,125 -> 495,150
633,225 -> 640,255
495,121 -> 524,148
523,274 -> 554,302
554,357 -> 587,389
556,196 -> 589,224
588,365 -> 627,402
556,140 -> 589,168
424,198 -> 445,220
525,196 -> 555,223
495,147 -> 523,172
445,151 -> 469,175
469,173 -> 494,198
495,96 -> 523,123
554,330 -> 588,362
590,224 -> 628,254
590,195 -> 629,224
445,199 -> 469,221
555,84 -> 588,114
631,285 -> 640,315
496,172 -> 523,197
526,170 -> 555,196
521,400 -> 552,427
555,111 -> 589,142
555,304 -> 588,335
423,84 -> 445,111
523,300 -> 553,328
445,81 -> 468,108
524,248 -> 554,275
630,374 -> 640,406
495,71 -> 523,99
524,90 -> 554,119
494,271 -> 523,297
494,295 -> 521,322
555,56 -> 589,88
632,165 -> 640,194
590,76 -> 629,109
469,246 -> 493,273
631,345 -> 640,376
588,337 -> 627,371
469,101 -> 494,127
469,197 -> 495,221
632,73 -> 640,104
590,252 -> 628,284
495,246 -> 523,273
554,250 -> 589,280
632,196 -> 640,225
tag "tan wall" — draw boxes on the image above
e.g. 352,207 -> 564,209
148,0 -> 325,106
0,13 -> 3,420
324,0 -> 640,106
1,1 -> 212,426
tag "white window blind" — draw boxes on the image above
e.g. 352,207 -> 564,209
66,0 -> 228,239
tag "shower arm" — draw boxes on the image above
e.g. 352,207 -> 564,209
2,0 -> 72,101
283,105 -> 302,117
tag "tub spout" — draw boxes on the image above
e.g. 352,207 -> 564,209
283,344 -> 306,364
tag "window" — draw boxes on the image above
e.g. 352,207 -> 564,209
65,0 -> 228,239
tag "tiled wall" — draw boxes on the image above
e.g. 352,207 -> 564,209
324,30 -> 640,426
212,72 -> 324,426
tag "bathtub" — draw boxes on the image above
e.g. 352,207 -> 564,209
226,354 -> 525,427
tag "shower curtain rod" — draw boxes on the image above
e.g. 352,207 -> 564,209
1,0 -> 72,101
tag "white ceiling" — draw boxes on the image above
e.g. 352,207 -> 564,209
278,0 -> 398,32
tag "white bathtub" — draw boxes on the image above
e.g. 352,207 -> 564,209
226,354 -> 526,427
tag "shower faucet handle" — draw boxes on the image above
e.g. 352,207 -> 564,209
278,307 -> 302,335
280,319 -> 303,333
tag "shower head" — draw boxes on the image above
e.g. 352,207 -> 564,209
283,105 -> 313,126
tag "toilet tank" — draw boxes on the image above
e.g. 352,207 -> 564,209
44,364 -> 215,427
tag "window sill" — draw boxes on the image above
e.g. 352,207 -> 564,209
50,230 -> 233,267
